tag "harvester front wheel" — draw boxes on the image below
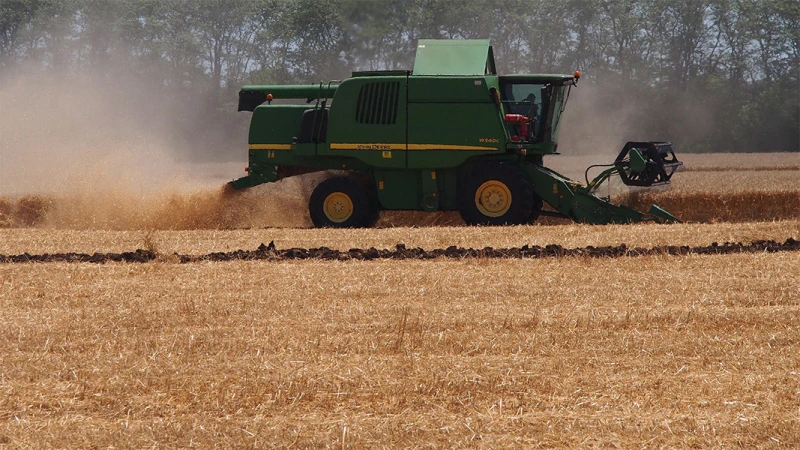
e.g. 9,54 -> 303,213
309,176 -> 376,228
459,163 -> 534,226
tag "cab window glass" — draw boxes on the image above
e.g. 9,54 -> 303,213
500,81 -> 546,141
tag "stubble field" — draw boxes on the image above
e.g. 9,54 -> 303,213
1,152 -> 799,447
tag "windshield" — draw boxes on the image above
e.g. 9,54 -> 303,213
499,81 -> 546,142
549,85 -> 571,142
498,79 -> 571,144
501,83 -> 544,142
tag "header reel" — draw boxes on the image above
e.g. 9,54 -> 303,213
586,141 -> 682,191
615,141 -> 682,187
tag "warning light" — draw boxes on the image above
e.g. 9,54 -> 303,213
266,93 -> 273,104
573,70 -> 581,79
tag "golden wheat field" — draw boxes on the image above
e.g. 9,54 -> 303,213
1,225 -> 800,448
1,153 -> 799,447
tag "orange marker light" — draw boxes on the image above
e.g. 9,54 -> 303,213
266,93 -> 273,101
573,70 -> 581,79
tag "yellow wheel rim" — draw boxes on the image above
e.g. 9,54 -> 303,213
323,192 -> 354,223
475,180 -> 512,217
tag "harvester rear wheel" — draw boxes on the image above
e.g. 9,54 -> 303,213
459,163 -> 534,226
309,176 -> 376,228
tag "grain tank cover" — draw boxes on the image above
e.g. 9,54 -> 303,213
413,39 -> 497,76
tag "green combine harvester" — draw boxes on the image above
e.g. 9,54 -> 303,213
231,39 -> 681,227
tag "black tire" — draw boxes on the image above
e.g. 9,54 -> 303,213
309,176 -> 376,228
458,162 -> 534,226
358,176 -> 382,227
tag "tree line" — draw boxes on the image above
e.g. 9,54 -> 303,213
1,0 -> 798,152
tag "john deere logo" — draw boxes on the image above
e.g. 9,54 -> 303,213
357,144 -> 391,151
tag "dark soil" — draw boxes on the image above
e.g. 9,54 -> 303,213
1,239 -> 798,264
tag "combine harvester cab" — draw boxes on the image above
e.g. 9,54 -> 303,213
231,39 -> 682,227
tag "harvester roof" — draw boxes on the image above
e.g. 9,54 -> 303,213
412,39 -> 497,76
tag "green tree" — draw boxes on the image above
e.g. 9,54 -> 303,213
0,0 -> 43,64
251,0 -> 349,84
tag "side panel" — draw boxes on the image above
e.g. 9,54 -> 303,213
249,105 -> 307,145
248,105 -> 307,178
407,76 -> 493,102
406,76 -> 506,169
374,170 -> 420,210
407,102 -> 505,169
372,167 -> 465,211
324,77 -> 407,168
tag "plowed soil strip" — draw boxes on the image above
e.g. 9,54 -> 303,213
1,239 -> 798,263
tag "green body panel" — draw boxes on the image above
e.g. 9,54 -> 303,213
407,102 -> 504,168
413,39 -> 496,75
374,170 -> 420,210
324,76 -> 407,169
406,75 -> 505,169
408,76 -> 493,102
249,105 -> 308,145
373,168 -> 461,211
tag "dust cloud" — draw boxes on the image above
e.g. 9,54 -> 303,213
557,77 -> 719,159
552,77 -> 711,191
0,66 -> 314,229
558,83 -> 639,158
543,81 -> 643,190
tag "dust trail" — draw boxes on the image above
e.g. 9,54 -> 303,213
0,65 -> 321,229
0,178 -> 320,230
